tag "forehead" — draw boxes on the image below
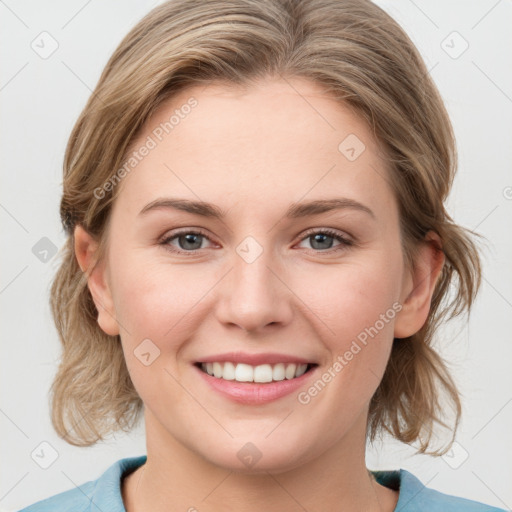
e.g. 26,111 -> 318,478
113,77 -> 395,220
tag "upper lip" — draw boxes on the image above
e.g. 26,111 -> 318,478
196,352 -> 316,366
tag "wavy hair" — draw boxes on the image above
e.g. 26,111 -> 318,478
49,0 -> 481,453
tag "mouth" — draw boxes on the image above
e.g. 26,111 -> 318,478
195,361 -> 318,383
193,352 -> 320,404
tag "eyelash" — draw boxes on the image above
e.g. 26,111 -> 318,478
158,228 -> 353,255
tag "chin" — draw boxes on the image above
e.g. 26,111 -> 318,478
198,435 -> 317,475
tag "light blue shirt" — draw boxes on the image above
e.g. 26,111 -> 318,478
18,455 -> 506,511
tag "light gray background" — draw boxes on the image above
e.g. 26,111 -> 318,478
1,1 -> 511,510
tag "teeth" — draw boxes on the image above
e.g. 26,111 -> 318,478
200,362 -> 310,382
273,363 -> 285,381
223,362 -> 236,380
213,362 -> 223,378
285,364 -> 296,380
295,364 -> 308,378
235,363 -> 253,382
253,364 -> 273,383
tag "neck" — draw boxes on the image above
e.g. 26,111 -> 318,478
122,410 -> 396,512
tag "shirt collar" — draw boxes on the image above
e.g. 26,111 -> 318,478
91,454 -> 147,511
92,455 -> 423,512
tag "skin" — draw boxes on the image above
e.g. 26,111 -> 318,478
75,77 -> 444,512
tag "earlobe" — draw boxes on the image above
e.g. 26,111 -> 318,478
74,225 -> 120,336
394,232 -> 445,339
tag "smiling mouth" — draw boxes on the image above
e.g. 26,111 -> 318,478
196,361 -> 317,383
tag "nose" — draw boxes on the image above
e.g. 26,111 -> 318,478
214,245 -> 294,333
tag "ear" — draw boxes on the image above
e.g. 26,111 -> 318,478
74,224 -> 120,336
394,231 -> 445,339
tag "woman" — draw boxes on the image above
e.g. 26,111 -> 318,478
18,0 -> 506,510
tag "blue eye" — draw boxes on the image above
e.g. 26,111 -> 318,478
159,230 -> 212,253
159,228 -> 353,255
297,229 -> 353,252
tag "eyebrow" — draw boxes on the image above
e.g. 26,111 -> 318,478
138,197 -> 375,220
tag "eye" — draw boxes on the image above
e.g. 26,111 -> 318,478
159,229 -> 215,254
296,228 -> 353,253
159,227 -> 353,255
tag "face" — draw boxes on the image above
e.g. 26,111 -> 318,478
79,77 -> 431,473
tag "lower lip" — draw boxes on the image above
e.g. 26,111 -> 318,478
194,364 -> 317,405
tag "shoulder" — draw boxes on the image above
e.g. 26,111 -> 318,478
373,469 -> 507,512
16,480 -> 96,512
17,455 -> 147,512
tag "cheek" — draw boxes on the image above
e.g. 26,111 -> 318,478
111,252 -> 203,329
111,258 -> 211,407
291,252 -> 403,410
294,257 -> 403,347
109,253 -> 214,384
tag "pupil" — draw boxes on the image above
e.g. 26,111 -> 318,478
311,233 -> 332,250
181,233 -> 201,250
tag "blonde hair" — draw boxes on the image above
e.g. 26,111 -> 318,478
50,0 -> 481,453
